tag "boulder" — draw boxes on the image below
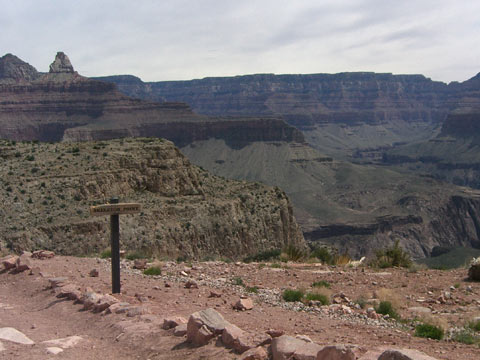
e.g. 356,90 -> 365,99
105,302 -> 131,314
93,294 -> 118,312
32,250 -> 55,259
15,254 -> 31,272
187,308 -> 229,346
468,257 -> 480,281
271,335 -> 312,360
55,284 -> 82,301
222,324 -> 245,348
82,291 -> 103,310
316,345 -> 356,360
240,346 -> 269,360
233,332 -> 271,354
1,256 -> 18,270
234,298 -> 254,311
162,316 -> 188,330
126,305 -> 150,317
378,349 -> 438,360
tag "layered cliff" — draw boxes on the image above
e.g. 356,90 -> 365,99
97,72 -> 458,158
0,138 -> 305,259
0,53 -> 303,148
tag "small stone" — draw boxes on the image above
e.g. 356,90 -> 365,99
266,329 -> 284,338
173,323 -> 188,336
234,298 -> 254,311
46,347 -> 63,355
209,291 -> 222,298
0,327 -> 34,345
48,277 -> 69,288
133,259 -> 148,270
162,316 -> 188,330
240,346 -> 268,360
89,269 -> 99,277
127,306 -> 150,317
185,280 -> 199,289
317,345 -> 356,360
32,250 -> 55,259
43,335 -> 83,349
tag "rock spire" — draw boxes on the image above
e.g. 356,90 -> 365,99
49,52 -> 75,73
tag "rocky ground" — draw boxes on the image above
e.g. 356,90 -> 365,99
1,253 -> 480,359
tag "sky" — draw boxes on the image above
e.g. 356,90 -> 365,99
1,0 -> 479,83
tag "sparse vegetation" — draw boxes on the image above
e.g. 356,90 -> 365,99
375,301 -> 399,320
243,249 -> 281,263
371,240 -> 411,268
100,249 -> 112,259
414,323 -> 444,340
232,276 -> 245,286
312,280 -> 330,288
305,291 -> 329,305
246,286 -> 259,294
282,289 -> 304,302
126,251 -> 148,260
280,244 -> 306,262
143,266 -> 162,276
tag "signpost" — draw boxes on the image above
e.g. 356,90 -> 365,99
90,198 -> 141,294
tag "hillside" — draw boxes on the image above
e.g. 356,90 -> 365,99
0,138 -> 304,259
181,139 -> 480,259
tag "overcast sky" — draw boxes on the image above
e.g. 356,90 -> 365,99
1,0 -> 479,83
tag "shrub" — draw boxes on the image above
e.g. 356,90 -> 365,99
453,330 -> 477,345
305,292 -> 329,305
310,247 -> 333,264
281,244 -> 307,262
126,251 -> 148,260
100,249 -> 111,259
312,280 -> 331,288
355,296 -> 368,309
469,319 -> 480,332
372,240 -> 411,268
375,301 -> 399,320
246,286 -> 259,294
282,289 -> 304,302
243,249 -> 281,263
232,277 -> 245,286
414,323 -> 444,340
143,266 -> 162,276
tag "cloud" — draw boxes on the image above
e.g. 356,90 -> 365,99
1,0 -> 479,82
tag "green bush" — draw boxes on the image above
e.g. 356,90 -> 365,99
312,280 -> 331,288
282,289 -> 304,302
453,330 -> 477,345
310,247 -> 333,264
232,277 -> 245,286
372,240 -> 412,268
469,320 -> 480,332
305,292 -> 329,305
143,266 -> 162,276
282,244 -> 306,262
100,249 -> 111,259
246,286 -> 259,294
414,323 -> 444,340
375,301 -> 399,320
126,251 -> 148,260
243,249 -> 281,263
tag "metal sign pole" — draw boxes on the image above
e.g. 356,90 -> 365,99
110,197 -> 121,294
90,199 -> 141,294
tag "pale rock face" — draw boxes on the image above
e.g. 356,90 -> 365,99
49,52 -> 75,73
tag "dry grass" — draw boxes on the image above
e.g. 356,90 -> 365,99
308,287 -> 332,300
416,313 -> 449,331
374,288 -> 405,310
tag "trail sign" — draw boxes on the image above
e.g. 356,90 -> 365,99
90,198 -> 141,293
90,203 -> 141,216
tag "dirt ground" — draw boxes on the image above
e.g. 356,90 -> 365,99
1,255 -> 479,359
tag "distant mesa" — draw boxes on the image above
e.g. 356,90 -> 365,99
49,51 -> 75,74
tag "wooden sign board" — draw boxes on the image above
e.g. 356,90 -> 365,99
90,203 -> 142,216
